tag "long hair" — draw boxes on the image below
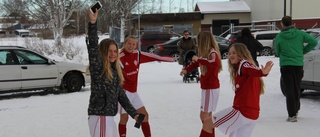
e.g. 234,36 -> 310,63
228,43 -> 265,94
98,39 -> 124,85
196,31 -> 222,75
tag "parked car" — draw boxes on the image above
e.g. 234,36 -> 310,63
280,36 -> 320,96
252,30 -> 280,56
139,31 -> 172,53
0,46 -> 90,94
225,28 -> 267,43
153,36 -> 229,62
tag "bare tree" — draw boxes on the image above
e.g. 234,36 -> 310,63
169,0 -> 174,13
158,0 -> 163,13
1,0 -> 28,20
26,0 -> 85,49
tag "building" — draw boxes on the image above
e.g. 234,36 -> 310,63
128,0 -> 320,37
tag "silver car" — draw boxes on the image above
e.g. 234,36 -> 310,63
0,46 -> 90,94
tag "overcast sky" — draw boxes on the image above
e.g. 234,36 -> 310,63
137,0 -> 229,13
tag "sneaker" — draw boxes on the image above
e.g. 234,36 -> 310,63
287,116 -> 297,122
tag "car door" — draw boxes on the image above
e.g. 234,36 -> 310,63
0,50 -> 22,91
13,49 -> 59,89
303,50 -> 316,85
312,38 -> 320,86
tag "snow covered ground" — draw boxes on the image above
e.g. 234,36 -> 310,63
0,36 -> 320,137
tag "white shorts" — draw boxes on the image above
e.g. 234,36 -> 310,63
212,107 -> 256,137
118,90 -> 144,114
200,88 -> 220,113
88,115 -> 118,137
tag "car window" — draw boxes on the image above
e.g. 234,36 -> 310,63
162,38 -> 179,44
215,36 -> 228,44
14,50 -> 48,64
0,50 -> 15,65
157,34 -> 171,40
256,33 -> 278,40
142,33 -> 156,40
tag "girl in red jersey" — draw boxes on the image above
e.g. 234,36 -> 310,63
200,43 -> 273,137
180,31 -> 223,137
118,35 -> 174,137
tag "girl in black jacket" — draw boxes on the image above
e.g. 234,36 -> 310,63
234,28 -> 264,66
86,6 -> 141,137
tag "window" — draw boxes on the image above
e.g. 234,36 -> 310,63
256,33 -> 278,40
0,50 -> 13,65
14,50 -> 48,64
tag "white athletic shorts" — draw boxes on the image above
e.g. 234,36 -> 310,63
118,90 -> 144,114
213,107 -> 256,137
88,115 -> 118,137
200,88 -> 220,113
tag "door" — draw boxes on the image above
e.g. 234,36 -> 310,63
14,49 -> 59,89
0,50 -> 22,91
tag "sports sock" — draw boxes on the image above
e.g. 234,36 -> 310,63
118,124 -> 127,137
212,128 -> 215,137
199,129 -> 212,137
141,122 -> 151,137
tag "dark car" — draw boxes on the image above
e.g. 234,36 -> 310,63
139,32 -> 172,53
153,37 -> 229,62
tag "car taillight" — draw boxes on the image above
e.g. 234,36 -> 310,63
157,45 -> 164,50
230,38 -> 236,43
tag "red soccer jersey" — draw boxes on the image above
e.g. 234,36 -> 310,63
233,60 -> 267,120
184,49 -> 220,89
119,50 -> 173,92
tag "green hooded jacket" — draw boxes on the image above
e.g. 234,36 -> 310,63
275,26 -> 318,67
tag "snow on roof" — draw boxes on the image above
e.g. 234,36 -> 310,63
195,1 -> 251,14
15,29 -> 30,33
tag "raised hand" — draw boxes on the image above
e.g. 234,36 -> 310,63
261,61 -> 274,75
88,5 -> 99,24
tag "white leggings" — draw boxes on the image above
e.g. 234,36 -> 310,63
88,115 -> 118,137
213,107 -> 256,137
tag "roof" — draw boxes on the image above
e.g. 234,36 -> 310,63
132,12 -> 203,22
195,1 -> 251,14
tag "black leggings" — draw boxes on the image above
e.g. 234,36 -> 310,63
280,66 -> 303,117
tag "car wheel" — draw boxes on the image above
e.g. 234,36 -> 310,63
64,72 -> 83,92
148,47 -> 155,53
221,51 -> 228,59
260,48 -> 272,56
171,52 -> 179,62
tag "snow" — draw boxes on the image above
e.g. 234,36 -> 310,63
0,36 -> 320,137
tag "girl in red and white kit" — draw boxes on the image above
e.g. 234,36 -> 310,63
201,43 -> 273,137
180,31 -> 222,137
118,35 -> 174,137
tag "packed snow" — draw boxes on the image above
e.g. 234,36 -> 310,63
0,36 -> 320,137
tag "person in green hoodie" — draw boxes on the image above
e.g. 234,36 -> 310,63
274,16 -> 318,122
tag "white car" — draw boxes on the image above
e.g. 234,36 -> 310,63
0,46 -> 90,94
252,30 -> 280,56
280,36 -> 320,95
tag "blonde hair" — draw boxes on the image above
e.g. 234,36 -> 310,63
99,39 -> 124,85
120,35 -> 137,52
196,31 -> 222,75
228,43 -> 265,94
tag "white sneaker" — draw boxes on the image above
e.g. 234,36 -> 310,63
287,116 -> 297,122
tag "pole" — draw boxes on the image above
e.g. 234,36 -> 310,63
138,3 -> 141,51
284,0 -> 286,16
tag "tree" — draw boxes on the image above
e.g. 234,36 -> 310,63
26,0 -> 85,50
1,0 -> 29,21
